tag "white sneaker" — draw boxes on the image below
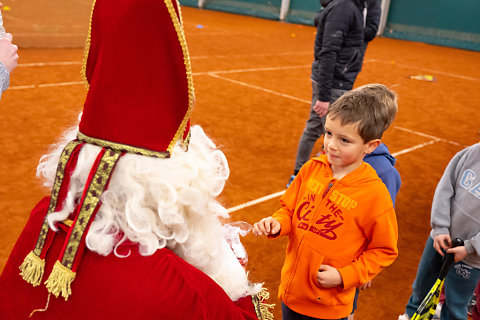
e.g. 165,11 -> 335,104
398,314 -> 410,320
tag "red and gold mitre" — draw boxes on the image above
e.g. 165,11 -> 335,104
19,0 -> 194,301
80,0 -> 193,155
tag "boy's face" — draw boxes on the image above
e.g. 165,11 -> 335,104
324,115 -> 379,173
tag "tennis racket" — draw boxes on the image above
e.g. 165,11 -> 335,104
411,238 -> 464,320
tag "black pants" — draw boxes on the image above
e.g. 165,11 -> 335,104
281,303 -> 348,320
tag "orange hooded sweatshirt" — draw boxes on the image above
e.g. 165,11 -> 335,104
272,155 -> 398,319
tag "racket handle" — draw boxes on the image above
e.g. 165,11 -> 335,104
438,238 -> 464,279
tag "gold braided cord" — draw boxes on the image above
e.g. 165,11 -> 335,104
175,0 -> 184,25
77,131 -> 170,158
33,140 -> 82,256
81,0 -> 96,90
164,0 -> 194,153
29,293 -> 52,317
61,149 -> 122,269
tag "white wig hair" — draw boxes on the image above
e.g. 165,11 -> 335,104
37,124 -> 260,300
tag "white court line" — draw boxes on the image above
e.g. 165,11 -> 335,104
366,58 -> 480,82
391,139 -> 439,157
191,51 -> 311,60
18,61 -> 81,67
394,126 -> 463,147
13,33 -> 86,37
194,64 -> 309,76
208,73 -> 310,104
227,191 -> 286,214
9,81 -> 84,90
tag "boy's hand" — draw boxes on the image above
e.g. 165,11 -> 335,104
359,280 -> 372,290
447,246 -> 468,262
433,234 -> 451,256
252,217 -> 281,236
317,264 -> 342,288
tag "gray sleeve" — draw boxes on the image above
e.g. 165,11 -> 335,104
0,62 -> 10,98
430,147 -> 470,237
465,236 -> 480,255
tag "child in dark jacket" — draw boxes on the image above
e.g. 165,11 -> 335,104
289,0 -> 366,184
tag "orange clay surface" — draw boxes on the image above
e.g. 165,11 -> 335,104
1,6 -> 480,320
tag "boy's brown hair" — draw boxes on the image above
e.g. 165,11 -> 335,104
327,84 -> 398,142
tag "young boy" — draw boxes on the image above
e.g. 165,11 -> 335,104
254,84 -> 399,320
398,142 -> 480,320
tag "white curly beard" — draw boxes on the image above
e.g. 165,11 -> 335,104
38,123 -> 261,300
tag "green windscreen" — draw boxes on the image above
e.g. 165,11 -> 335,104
385,0 -> 480,51
285,0 -> 321,26
202,0 -> 282,20
180,0 -> 199,7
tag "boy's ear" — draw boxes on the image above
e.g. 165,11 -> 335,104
365,139 -> 381,154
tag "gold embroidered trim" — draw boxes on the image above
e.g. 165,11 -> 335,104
33,140 -> 82,256
81,0 -> 96,89
77,132 -> 170,159
61,149 -> 122,269
252,288 -> 275,320
164,0 -> 194,153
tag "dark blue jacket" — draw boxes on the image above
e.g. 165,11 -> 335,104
363,143 -> 401,206
312,0 -> 364,102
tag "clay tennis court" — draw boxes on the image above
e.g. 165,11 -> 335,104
1,4 -> 480,319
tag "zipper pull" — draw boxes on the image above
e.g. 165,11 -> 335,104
322,181 -> 333,199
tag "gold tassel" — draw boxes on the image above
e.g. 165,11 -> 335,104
253,287 -> 275,320
19,251 -> 45,286
44,261 -> 76,301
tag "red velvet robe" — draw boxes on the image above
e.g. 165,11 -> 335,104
0,197 -> 259,319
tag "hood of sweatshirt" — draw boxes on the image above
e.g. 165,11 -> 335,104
364,143 -> 396,166
311,154 -> 381,187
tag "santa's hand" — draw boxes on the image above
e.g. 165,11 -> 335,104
317,264 -> 342,288
252,217 -> 281,236
0,33 -> 18,73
